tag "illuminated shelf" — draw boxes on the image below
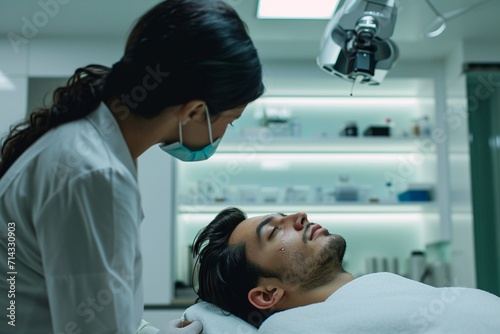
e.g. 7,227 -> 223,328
172,94 -> 449,290
217,137 -> 434,154
178,203 -> 437,214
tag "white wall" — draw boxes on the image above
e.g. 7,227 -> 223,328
0,40 -> 29,138
0,38 -> 28,76
28,37 -> 123,76
0,77 -> 28,139
1,37 -> 122,136
137,149 -> 175,305
463,40 -> 500,64
261,59 -> 437,97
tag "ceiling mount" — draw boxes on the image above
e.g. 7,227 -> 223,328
423,0 -> 494,38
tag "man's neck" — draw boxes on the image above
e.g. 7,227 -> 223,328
279,272 -> 355,310
314,272 -> 355,301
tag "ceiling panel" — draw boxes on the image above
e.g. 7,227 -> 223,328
0,0 -> 499,62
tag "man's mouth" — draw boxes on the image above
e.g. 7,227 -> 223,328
309,224 -> 326,241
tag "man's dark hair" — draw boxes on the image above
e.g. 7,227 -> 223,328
192,207 -> 275,328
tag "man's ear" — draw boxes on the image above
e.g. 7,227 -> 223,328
248,286 -> 284,310
178,100 -> 207,124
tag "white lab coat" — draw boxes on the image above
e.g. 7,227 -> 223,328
0,103 -> 144,333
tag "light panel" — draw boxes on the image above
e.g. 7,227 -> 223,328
257,0 -> 339,19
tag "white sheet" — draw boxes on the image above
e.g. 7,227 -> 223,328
137,318 -> 203,334
258,273 -> 500,333
183,301 -> 257,334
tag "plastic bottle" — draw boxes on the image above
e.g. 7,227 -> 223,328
284,186 -> 295,203
315,187 -> 324,204
343,121 -> 358,137
290,119 -> 302,137
412,119 -> 421,137
385,181 -> 397,203
420,116 -> 432,137
409,251 -> 426,282
385,118 -> 394,137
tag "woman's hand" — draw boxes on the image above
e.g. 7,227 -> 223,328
156,318 -> 203,334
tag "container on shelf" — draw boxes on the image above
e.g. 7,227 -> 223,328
339,121 -> 358,137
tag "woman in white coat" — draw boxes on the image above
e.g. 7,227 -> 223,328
0,0 -> 264,333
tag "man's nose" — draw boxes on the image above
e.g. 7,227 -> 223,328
290,212 -> 308,231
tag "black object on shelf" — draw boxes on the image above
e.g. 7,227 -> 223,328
363,126 -> 390,137
340,122 -> 358,137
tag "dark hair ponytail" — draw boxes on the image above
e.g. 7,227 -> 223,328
0,65 -> 110,178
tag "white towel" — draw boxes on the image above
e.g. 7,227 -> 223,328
183,301 -> 257,334
258,273 -> 500,334
137,318 -> 203,334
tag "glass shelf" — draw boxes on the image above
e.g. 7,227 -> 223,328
172,94 -> 445,291
178,203 -> 437,214
217,137 -> 435,154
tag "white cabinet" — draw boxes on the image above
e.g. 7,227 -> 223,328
172,96 -> 443,296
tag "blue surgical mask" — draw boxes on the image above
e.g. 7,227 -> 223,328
160,107 -> 221,161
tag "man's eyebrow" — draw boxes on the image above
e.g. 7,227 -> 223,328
256,213 -> 286,242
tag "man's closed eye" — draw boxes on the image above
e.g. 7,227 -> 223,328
269,226 -> 279,240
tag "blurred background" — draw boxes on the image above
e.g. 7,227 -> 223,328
1,0 -> 499,326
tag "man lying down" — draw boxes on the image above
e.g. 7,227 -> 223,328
188,207 -> 500,333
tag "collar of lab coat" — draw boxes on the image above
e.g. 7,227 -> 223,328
87,102 -> 138,179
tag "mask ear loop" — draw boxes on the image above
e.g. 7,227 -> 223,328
178,121 -> 184,145
179,106 -> 213,145
205,107 -> 214,144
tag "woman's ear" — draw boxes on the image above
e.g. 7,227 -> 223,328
248,286 -> 284,310
178,100 -> 207,124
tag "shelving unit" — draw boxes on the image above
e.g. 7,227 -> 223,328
172,95 -> 440,292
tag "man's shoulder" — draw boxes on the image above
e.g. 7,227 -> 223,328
326,272 -> 424,301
